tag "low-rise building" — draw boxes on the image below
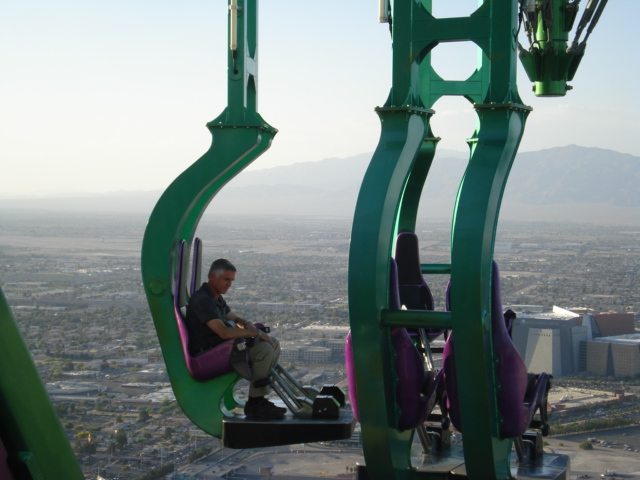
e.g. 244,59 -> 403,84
585,335 -> 640,377
511,306 -> 588,375
301,347 -> 332,364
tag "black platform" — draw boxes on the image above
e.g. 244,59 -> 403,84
222,410 -> 356,449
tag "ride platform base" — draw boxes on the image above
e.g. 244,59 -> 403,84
356,446 -> 570,480
222,410 -> 356,449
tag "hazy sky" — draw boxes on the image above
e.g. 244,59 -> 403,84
1,1 -> 638,197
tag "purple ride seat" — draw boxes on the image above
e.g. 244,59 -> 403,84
442,261 -> 551,439
0,437 -> 16,480
189,237 -> 203,296
174,240 -> 235,382
394,232 -> 445,338
344,331 -> 359,422
345,258 -> 442,430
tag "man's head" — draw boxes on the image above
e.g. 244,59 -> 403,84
208,259 -> 237,298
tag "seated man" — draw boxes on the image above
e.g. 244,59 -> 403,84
186,258 -> 285,420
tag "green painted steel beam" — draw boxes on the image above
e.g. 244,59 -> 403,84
0,288 -> 84,480
349,1 -> 533,479
449,105 -> 530,478
379,309 -> 452,330
141,0 -> 276,439
430,78 -> 485,99
420,263 -> 451,275
396,132 -> 439,233
349,108 -> 433,480
413,14 -> 491,46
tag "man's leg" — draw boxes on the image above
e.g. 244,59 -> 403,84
248,337 -> 280,397
244,338 -> 284,419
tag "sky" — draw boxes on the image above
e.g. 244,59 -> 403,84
1,1 -> 638,197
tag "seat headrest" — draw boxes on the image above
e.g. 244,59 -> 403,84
395,232 -> 424,285
389,258 -> 401,310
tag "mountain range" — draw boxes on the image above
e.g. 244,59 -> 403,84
2,145 -> 639,224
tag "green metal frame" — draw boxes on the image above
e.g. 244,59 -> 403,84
0,287 -> 84,480
518,0 -> 583,96
141,0 -> 276,438
348,1 -> 531,479
0,0 -> 609,476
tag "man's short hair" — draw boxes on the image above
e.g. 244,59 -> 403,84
209,258 -> 236,276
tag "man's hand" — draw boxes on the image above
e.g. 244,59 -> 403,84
243,320 -> 258,333
228,311 -> 257,333
259,332 -> 277,349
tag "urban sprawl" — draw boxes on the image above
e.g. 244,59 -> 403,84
1,212 -> 639,479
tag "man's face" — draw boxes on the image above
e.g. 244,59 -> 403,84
209,269 -> 236,297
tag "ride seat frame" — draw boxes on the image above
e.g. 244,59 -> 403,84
442,262 -> 552,461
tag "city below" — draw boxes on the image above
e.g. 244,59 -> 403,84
0,210 -> 639,480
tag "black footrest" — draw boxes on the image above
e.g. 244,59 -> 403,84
528,420 -> 550,436
222,410 -> 356,449
427,425 -> 451,453
313,395 -> 340,419
320,384 -> 346,407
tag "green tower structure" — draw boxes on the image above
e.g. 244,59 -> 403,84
0,1 -> 612,479
348,1 -> 531,479
347,1 -> 607,479
346,1 -> 607,476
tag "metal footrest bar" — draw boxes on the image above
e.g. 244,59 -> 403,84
265,363 -> 344,419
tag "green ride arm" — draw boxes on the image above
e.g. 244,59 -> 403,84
0,287 -> 84,480
141,0 -> 276,438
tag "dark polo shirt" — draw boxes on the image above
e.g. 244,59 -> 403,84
185,283 -> 231,355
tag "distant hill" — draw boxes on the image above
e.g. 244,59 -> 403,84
1,145 -> 638,224
507,146 -> 640,206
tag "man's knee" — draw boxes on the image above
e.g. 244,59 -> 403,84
249,340 -> 277,362
270,337 -> 281,362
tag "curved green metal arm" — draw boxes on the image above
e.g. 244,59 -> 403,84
349,108 -> 434,480
141,0 -> 276,438
449,104 -> 530,478
0,288 -> 84,480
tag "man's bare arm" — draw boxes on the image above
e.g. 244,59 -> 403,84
227,311 -> 257,332
206,318 -> 259,340
205,318 -> 277,349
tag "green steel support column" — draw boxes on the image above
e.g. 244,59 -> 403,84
0,287 -> 84,480
396,129 -> 440,233
350,108 -> 434,480
349,1 -> 436,478
349,1 -> 531,479
449,104 -> 530,478
141,0 -> 276,438
447,2 -> 529,476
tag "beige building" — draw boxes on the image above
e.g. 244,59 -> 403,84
523,328 -> 562,376
326,339 -> 346,356
512,306 -> 638,377
585,335 -> 640,377
512,307 -> 588,375
585,340 -> 611,376
280,346 -> 302,362
302,347 -> 332,363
